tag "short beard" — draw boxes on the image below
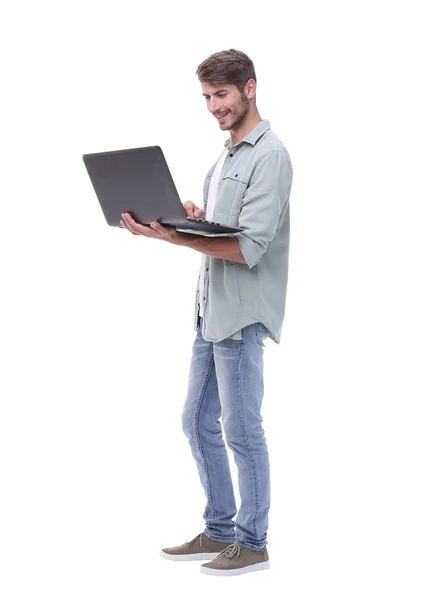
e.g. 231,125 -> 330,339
228,92 -> 250,130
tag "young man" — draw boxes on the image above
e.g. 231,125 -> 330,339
121,49 -> 293,576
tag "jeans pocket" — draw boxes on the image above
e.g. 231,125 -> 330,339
256,322 -> 270,347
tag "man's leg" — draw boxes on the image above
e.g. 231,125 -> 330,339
182,322 -> 237,542
213,322 -> 271,551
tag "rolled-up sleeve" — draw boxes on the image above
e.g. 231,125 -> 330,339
234,150 -> 293,269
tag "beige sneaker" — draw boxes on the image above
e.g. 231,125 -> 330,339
200,542 -> 270,576
160,532 -> 235,561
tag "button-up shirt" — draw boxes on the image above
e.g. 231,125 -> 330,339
194,119 -> 293,344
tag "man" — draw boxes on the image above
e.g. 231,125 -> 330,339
121,49 -> 293,576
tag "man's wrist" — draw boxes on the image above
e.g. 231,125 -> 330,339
172,231 -> 200,247
173,230 -> 245,264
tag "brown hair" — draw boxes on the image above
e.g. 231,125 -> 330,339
196,49 -> 257,93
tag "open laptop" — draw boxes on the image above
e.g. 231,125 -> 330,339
82,145 -> 245,237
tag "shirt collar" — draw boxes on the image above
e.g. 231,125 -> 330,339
224,119 -> 271,148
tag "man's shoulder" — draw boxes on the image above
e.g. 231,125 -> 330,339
253,129 -> 292,164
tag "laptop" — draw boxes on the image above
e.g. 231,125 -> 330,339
82,145 -> 245,237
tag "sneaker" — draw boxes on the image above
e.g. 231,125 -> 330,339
160,532 -> 235,562
200,542 -> 270,576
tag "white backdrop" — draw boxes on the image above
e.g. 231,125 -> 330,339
1,1 -> 440,598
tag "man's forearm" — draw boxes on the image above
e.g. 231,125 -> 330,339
173,231 -> 246,264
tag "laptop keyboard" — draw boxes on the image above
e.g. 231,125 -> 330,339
188,217 -> 221,225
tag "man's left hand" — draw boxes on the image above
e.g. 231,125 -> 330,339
120,212 -> 180,244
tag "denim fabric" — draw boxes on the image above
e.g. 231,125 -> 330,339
182,317 -> 271,551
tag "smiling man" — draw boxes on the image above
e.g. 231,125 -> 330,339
122,49 -> 293,576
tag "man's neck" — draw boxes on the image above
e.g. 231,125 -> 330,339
229,112 -> 263,147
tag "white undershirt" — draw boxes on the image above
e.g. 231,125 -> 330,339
205,145 -> 230,220
198,145 -> 231,318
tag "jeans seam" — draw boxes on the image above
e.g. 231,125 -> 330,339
194,352 -> 217,520
237,337 -> 260,543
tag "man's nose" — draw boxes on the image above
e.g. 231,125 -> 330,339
208,99 -> 220,114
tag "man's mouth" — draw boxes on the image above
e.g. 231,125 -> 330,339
216,112 -> 229,121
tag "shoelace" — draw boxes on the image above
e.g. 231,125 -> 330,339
217,543 -> 241,559
186,533 -> 204,547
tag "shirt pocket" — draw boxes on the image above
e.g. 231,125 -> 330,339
217,172 -> 248,216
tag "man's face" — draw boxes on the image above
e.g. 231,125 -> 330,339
202,81 -> 252,131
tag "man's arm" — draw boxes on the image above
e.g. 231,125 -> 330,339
170,151 -> 292,265
120,212 -> 244,263
173,232 -> 246,264
121,147 -> 292,265
233,150 -> 293,269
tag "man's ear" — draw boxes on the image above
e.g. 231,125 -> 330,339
247,79 -> 257,99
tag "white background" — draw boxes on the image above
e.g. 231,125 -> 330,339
1,0 -> 440,598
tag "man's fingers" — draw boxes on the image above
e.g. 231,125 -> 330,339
121,217 -> 142,235
183,201 -> 205,218
183,201 -> 195,218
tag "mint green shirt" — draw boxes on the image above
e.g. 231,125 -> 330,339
194,119 -> 293,344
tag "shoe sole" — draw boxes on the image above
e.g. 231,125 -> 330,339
200,560 -> 270,576
160,550 -> 221,561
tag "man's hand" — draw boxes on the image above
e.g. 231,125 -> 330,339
120,212 -> 180,244
183,201 -> 206,219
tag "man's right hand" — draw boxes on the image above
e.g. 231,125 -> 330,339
183,201 -> 206,219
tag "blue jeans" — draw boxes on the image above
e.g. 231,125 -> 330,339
182,317 -> 271,551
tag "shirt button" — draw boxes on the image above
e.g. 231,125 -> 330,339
229,153 -> 233,157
